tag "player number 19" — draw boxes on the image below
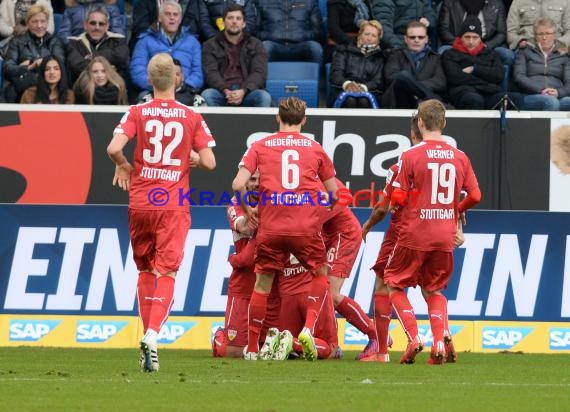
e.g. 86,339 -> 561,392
427,162 -> 455,205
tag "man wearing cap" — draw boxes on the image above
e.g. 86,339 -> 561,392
441,15 -> 523,110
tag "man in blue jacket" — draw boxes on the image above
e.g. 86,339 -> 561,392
130,0 -> 203,93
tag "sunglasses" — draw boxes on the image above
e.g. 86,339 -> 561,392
407,35 -> 426,40
88,21 -> 107,27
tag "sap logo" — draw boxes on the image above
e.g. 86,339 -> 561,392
9,320 -> 61,341
76,321 -> 127,343
549,328 -> 570,350
482,327 -> 533,349
158,322 -> 196,344
417,325 -> 463,348
344,324 -> 396,345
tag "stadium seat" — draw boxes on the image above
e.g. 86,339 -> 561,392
54,13 -> 63,34
266,62 -> 320,107
319,0 -> 327,26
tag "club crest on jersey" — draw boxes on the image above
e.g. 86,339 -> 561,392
227,328 -> 237,341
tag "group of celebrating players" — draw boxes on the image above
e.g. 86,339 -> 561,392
107,53 -> 480,372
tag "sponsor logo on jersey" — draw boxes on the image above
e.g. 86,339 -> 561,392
482,327 -> 533,349
549,328 -> 570,350
417,325 -> 463,347
157,321 -> 196,344
9,319 -> 61,341
76,321 -> 128,343
344,323 -> 396,345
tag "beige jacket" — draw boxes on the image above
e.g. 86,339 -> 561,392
0,0 -> 54,38
507,0 -> 570,48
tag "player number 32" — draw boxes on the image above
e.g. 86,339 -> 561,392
143,120 -> 183,166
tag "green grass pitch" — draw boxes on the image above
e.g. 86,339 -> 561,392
0,347 -> 568,412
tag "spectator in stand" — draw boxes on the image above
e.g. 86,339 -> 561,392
73,55 -> 128,104
130,0 -> 199,51
507,0 -> 570,49
371,0 -> 436,50
328,20 -> 385,108
130,0 -> 203,94
382,21 -> 446,109
326,0 -> 372,61
57,0 -> 125,44
442,15 -> 524,109
2,3 -> 65,102
0,0 -> 54,41
201,4 -> 271,107
438,0 -> 514,66
255,0 -> 325,64
197,0 -> 256,41
138,57 -> 206,105
20,54 -> 74,103
513,17 -> 570,111
66,5 -> 129,83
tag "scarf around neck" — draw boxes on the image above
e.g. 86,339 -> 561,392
452,37 -> 485,56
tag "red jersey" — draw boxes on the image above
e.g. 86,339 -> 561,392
114,99 -> 216,210
278,255 -> 312,297
393,140 -> 479,251
227,198 -> 256,297
239,132 -> 336,236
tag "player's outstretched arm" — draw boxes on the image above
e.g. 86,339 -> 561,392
107,133 -> 133,191
362,201 -> 390,242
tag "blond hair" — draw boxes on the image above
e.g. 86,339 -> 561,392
148,53 -> 175,92
26,3 -> 50,22
74,56 -> 128,105
417,99 -> 446,131
359,20 -> 383,39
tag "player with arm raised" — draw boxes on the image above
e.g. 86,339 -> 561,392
232,97 -> 339,361
384,99 -> 480,365
107,53 -> 216,372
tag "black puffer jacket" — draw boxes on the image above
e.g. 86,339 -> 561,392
329,41 -> 385,105
438,0 -> 507,49
442,45 -> 504,99
3,31 -> 65,85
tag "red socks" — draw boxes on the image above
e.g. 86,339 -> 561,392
389,290 -> 418,342
247,290 -> 269,353
336,296 -> 376,340
137,272 -> 156,333
374,292 -> 392,353
427,294 -> 447,344
147,276 -> 175,333
304,275 -> 329,333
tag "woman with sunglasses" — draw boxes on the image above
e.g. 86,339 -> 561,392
20,54 -> 75,103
